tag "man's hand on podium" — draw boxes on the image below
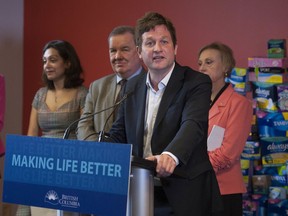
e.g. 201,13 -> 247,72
145,154 -> 176,178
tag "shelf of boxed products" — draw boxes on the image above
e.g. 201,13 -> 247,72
228,55 -> 288,215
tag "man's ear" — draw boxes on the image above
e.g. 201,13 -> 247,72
174,44 -> 178,56
137,46 -> 142,59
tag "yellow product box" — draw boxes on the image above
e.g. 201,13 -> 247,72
260,137 -> 288,167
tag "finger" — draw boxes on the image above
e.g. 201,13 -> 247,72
145,156 -> 156,161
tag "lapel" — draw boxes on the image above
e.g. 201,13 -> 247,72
209,84 -> 233,120
96,75 -> 117,125
107,75 -> 118,106
135,74 -> 148,156
153,63 -> 184,130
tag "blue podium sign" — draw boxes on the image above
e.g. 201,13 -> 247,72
3,134 -> 132,216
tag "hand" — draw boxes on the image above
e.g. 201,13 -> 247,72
146,154 -> 176,178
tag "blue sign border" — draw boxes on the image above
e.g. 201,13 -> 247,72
3,134 -> 132,215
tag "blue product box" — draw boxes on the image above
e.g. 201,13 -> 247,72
241,141 -> 261,160
257,111 -> 288,137
267,199 -> 288,215
228,67 -> 248,95
252,194 -> 268,216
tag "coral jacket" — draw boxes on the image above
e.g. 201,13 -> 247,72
208,84 -> 253,195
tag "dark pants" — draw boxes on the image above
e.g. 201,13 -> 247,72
212,193 -> 243,216
154,186 -> 174,216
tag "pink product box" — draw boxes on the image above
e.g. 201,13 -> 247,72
248,57 -> 288,68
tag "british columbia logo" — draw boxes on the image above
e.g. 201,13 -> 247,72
45,190 -> 59,205
44,190 -> 80,209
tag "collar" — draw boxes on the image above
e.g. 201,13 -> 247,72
116,66 -> 143,84
145,63 -> 175,90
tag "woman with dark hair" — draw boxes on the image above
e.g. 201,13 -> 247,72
28,40 -> 87,139
26,40 -> 88,216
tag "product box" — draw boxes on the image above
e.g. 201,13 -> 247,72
256,111 -> 288,137
254,166 -> 280,176
249,67 -> 286,74
249,71 -> 288,83
277,84 -> 288,111
241,159 -> 251,188
242,198 -> 259,216
252,175 -> 271,194
252,82 -> 278,112
227,67 -> 248,95
271,175 -> 288,188
268,39 -> 286,58
248,57 -> 288,68
241,141 -> 261,160
267,199 -> 288,215
269,186 -> 287,199
260,137 -> 288,167
251,194 -> 268,216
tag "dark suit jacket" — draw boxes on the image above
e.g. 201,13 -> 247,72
109,62 -> 222,215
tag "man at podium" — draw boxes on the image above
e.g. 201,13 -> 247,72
108,12 -> 222,216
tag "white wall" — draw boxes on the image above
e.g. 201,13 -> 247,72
0,0 -> 23,144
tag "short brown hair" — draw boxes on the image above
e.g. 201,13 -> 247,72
198,42 -> 236,75
135,12 -> 177,51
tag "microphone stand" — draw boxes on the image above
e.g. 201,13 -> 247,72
97,103 -> 119,142
98,91 -> 132,142
62,92 -> 131,140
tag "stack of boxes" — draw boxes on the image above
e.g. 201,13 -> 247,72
240,39 -> 288,215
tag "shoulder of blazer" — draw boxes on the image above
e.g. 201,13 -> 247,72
215,84 -> 249,108
90,74 -> 116,89
127,70 -> 146,87
170,63 -> 211,87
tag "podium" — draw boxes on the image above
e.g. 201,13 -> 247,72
3,135 -> 180,216
127,156 -> 156,216
57,156 -> 157,216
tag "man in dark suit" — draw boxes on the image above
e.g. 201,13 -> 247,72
109,12 -> 222,215
77,26 -> 146,141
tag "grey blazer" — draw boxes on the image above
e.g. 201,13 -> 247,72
77,69 -> 146,141
77,74 -> 117,141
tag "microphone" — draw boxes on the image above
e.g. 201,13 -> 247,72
97,91 -> 132,142
62,92 -> 132,139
